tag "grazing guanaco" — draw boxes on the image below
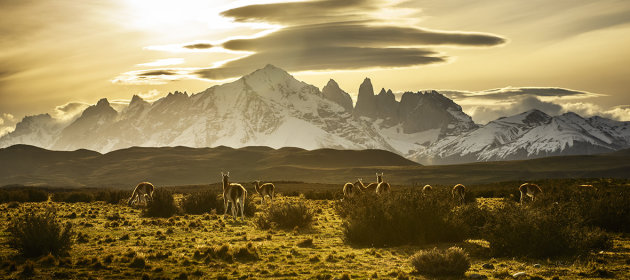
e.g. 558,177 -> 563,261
519,183 -> 542,205
452,184 -> 466,205
127,182 -> 154,206
253,180 -> 275,204
422,184 -> 433,194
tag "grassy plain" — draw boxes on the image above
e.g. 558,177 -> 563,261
1,179 -> 629,279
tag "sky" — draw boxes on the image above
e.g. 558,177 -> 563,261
1,0 -> 629,135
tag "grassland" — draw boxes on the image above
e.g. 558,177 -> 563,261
1,179 -> 630,279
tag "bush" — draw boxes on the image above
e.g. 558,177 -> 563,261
94,190 -> 129,204
181,191 -> 222,214
341,189 -> 465,246
410,247 -> 470,277
7,209 -> 74,257
449,203 -> 491,239
143,189 -> 177,218
303,190 -> 341,200
254,200 -> 313,230
534,185 -> 630,233
196,243 -> 260,263
53,192 -> 94,203
482,203 -> 611,258
0,189 -> 48,203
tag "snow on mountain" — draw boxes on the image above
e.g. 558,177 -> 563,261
1,64 -> 628,164
411,109 -> 630,164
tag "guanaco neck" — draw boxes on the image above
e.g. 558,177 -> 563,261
222,176 -> 229,192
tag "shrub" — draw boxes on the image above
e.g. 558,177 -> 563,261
197,243 -> 260,263
53,192 -> 94,203
254,200 -> 313,230
181,191 -> 221,214
143,189 -> 177,218
304,190 -> 341,200
449,203 -> 491,239
94,190 -> 129,204
341,189 -> 465,246
0,189 -> 48,203
482,203 -> 611,258
534,185 -> 630,233
7,209 -> 74,257
410,247 -> 470,277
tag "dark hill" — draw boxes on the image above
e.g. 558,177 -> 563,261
1,145 -> 628,188
0,145 -> 418,188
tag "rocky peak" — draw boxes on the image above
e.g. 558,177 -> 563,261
130,95 -> 143,104
243,64 -> 293,84
354,78 -> 377,118
83,98 -> 117,118
96,98 -> 110,107
523,109 -> 552,126
321,79 -> 353,111
375,88 -> 399,124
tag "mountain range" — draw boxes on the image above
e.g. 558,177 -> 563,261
1,144 -> 628,187
1,64 -> 629,164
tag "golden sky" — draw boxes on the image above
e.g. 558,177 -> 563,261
1,0 -> 629,134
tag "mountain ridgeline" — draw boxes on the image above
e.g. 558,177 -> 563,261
1,64 -> 629,164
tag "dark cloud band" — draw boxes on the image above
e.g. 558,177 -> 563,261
194,47 -> 445,80
221,0 -> 376,24
183,43 -> 213,49
223,22 -> 506,52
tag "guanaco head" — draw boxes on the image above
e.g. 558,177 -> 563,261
253,180 -> 261,193
376,172 -> 384,183
221,172 -> 230,186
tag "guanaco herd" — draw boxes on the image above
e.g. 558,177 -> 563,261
126,172 -> 545,220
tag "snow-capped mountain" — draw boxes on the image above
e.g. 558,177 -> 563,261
1,64 -> 628,164
410,109 -> 630,164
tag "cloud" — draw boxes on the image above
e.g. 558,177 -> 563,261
439,87 -> 614,124
222,22 -> 506,51
52,102 -> 90,121
183,43 -> 213,49
563,103 -> 630,121
0,113 -> 16,137
136,58 -> 184,67
194,47 -> 445,80
144,41 -> 217,53
442,87 -> 602,101
220,0 -> 379,25
465,96 -> 564,124
118,0 -> 506,83
113,69 -> 199,85
442,86 -> 629,123
137,89 -> 162,101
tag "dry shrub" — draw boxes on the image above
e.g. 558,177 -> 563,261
7,209 -> 74,257
482,203 -> 611,258
410,247 -> 470,277
94,190 -> 129,204
534,185 -> 630,233
53,192 -> 94,203
197,243 -> 260,263
254,200 -> 313,230
181,191 -> 222,214
341,189 -> 465,246
143,189 -> 177,218
303,190 -> 341,200
0,189 -> 48,203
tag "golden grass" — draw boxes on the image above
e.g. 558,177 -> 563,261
0,194 -> 628,279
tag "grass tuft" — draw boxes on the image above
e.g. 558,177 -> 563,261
410,247 -> 471,277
